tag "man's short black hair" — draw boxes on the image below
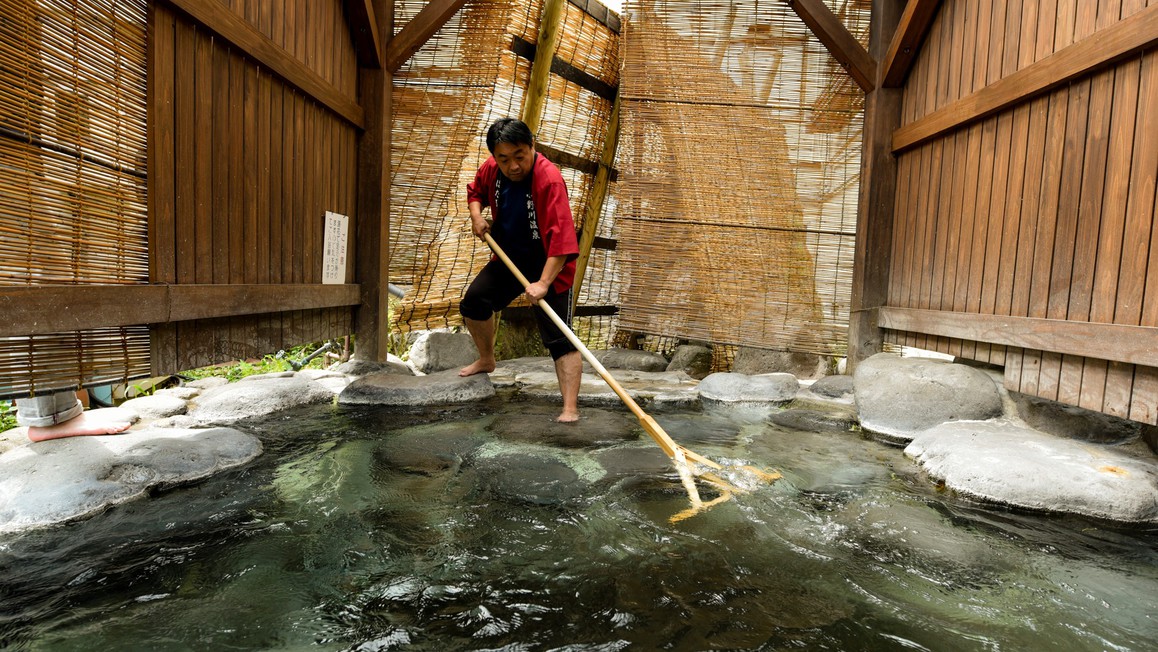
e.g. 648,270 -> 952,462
486,118 -> 534,153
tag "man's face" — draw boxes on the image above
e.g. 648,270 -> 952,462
493,141 -> 535,182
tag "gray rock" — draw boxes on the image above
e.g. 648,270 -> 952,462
329,357 -> 414,377
0,427 -> 262,533
593,348 -> 669,372
239,371 -> 297,382
188,377 -> 334,425
809,374 -> 854,399
666,344 -> 713,379
593,446 -> 674,479
769,408 -> 856,433
155,386 -> 200,400
119,393 -> 188,420
906,420 -> 1158,524
338,369 -> 494,406
374,425 -> 487,476
488,406 -> 639,448
472,452 -> 590,506
854,353 -> 1003,444
1011,392 -> 1157,445
185,376 -> 228,390
407,331 -> 478,374
698,372 -> 799,405
733,346 -> 825,379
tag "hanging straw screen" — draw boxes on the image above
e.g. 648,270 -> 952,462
614,0 -> 868,356
390,0 -> 621,342
0,0 -> 150,398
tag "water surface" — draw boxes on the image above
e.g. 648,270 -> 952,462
1,395 -> 1155,650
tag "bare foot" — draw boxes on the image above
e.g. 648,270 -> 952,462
458,359 -> 496,377
27,408 -> 135,442
556,410 -> 579,423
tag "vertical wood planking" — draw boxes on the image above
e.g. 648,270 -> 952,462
149,3 -> 179,374
1128,48 -> 1158,423
1075,0 -> 1128,411
1042,0 -> 1083,403
195,29 -> 215,286
1052,0 -> 1098,405
1005,0 -> 1052,390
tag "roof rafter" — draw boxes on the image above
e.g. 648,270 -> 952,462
783,0 -> 876,93
386,0 -> 469,73
881,0 -> 941,87
344,0 -> 383,68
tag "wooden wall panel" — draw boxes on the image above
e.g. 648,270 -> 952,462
151,1 -> 361,372
885,0 -> 1158,425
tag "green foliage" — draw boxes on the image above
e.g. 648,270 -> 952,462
0,401 -> 18,432
179,343 -> 329,382
494,320 -> 548,360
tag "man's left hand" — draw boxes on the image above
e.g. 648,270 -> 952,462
525,281 -> 549,303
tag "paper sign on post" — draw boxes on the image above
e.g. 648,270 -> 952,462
322,211 -> 349,285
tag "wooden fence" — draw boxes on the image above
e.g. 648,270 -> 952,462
860,0 -> 1158,425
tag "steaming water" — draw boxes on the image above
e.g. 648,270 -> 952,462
1,395 -> 1155,650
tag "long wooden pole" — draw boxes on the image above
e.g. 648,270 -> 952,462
484,233 -> 724,470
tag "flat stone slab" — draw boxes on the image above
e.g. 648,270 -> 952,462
487,405 -> 640,448
592,348 -> 669,372
329,357 -> 414,377
769,408 -> 856,433
809,374 -> 854,400
338,369 -> 494,406
905,420 -> 1158,524
854,353 -> 1003,444
188,376 -> 335,425
515,368 -> 700,407
0,427 -> 262,533
698,372 -> 799,405
119,393 -> 188,420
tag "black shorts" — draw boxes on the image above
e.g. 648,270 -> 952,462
460,258 -> 578,360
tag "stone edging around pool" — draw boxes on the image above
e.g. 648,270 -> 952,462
1,351 -> 1155,531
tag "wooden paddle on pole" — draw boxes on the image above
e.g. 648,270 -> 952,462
482,233 -> 780,510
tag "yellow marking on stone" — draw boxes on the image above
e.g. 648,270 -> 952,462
1098,465 -> 1128,476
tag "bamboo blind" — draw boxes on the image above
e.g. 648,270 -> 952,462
613,0 -> 868,356
389,0 -> 621,342
0,0 -> 150,398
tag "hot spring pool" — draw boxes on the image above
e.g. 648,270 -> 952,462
1,394 -> 1156,650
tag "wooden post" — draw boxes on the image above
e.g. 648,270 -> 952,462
572,93 -> 620,310
847,0 -> 905,371
353,0 -> 392,362
520,0 -> 565,132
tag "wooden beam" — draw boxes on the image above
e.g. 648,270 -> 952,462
784,0 -> 876,92
535,142 -> 617,180
510,36 -> 617,100
879,307 -> 1158,368
847,0 -> 904,370
572,94 -> 620,310
521,0 -> 567,132
163,0 -> 364,128
353,0 -> 393,362
344,0 -> 383,68
385,0 -> 469,73
0,285 -> 362,337
881,0 -> 941,87
893,4 -> 1158,152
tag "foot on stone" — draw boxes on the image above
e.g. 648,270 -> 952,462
556,410 -> 580,423
27,408 -> 135,442
458,359 -> 496,377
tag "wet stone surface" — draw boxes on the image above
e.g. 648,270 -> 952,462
487,404 -> 640,449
